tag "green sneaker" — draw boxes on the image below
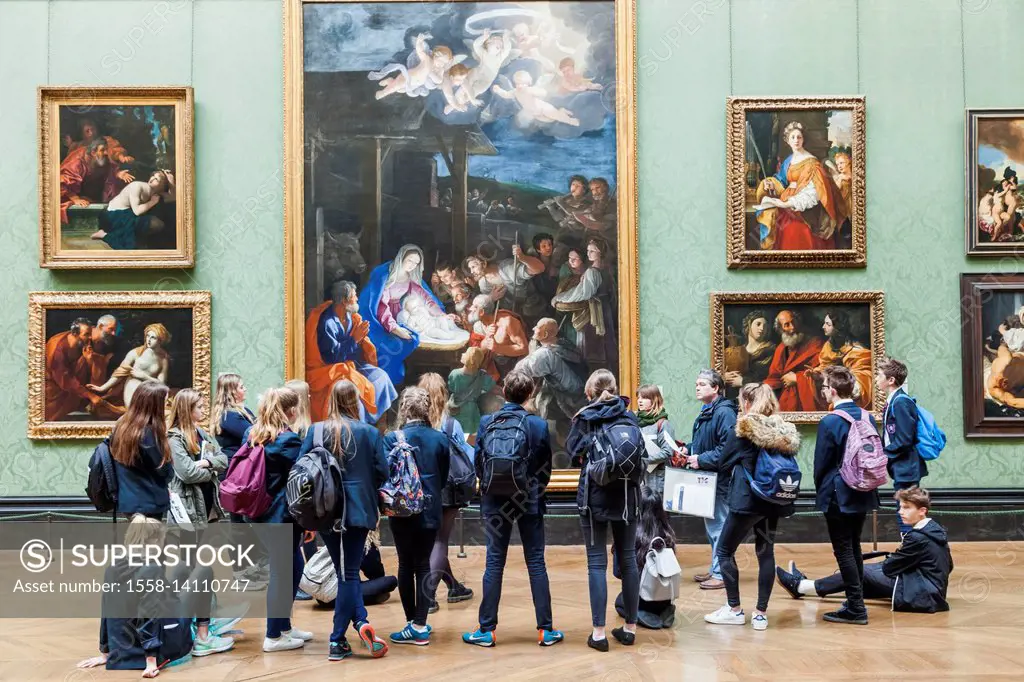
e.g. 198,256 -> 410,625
192,634 -> 235,657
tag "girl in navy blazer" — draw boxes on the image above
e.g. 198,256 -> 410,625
384,387 -> 450,646
210,373 -> 255,466
246,387 -> 309,653
300,380 -> 389,661
109,381 -> 173,518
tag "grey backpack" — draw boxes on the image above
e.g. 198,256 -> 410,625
639,537 -> 681,602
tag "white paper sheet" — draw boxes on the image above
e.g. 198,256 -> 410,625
663,467 -> 717,519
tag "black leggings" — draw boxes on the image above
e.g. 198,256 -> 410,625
715,512 -> 779,613
429,507 -> 461,595
390,518 -> 438,626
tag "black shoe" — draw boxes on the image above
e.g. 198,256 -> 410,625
789,561 -> 807,582
447,583 -> 474,603
611,627 -> 635,646
328,640 -> 353,661
775,566 -> 803,600
428,600 -> 440,614
587,635 -> 609,652
823,607 -> 868,625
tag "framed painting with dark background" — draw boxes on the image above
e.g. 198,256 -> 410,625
965,109 -> 1024,256
28,291 -> 211,439
710,291 -> 885,423
38,86 -> 194,268
960,273 -> 1024,436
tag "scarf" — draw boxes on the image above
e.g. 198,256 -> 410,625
636,407 -> 669,428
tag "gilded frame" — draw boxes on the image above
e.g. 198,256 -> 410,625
709,290 -> 885,423
38,86 -> 195,269
726,96 -> 867,269
28,290 -> 212,439
283,0 -> 639,492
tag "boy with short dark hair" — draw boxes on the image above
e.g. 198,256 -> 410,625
463,371 -> 565,648
813,365 -> 880,625
876,357 -> 928,535
777,486 -> 953,613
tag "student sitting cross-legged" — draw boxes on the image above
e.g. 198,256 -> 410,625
777,486 -> 953,613
462,370 -> 565,648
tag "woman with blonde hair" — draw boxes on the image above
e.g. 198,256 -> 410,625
417,372 -> 475,611
300,380 -> 390,661
383,386 -> 450,646
698,383 -> 799,632
246,386 -> 312,653
109,381 -> 173,518
166,388 -> 228,542
285,379 -> 312,439
567,369 -> 643,651
210,373 -> 254,467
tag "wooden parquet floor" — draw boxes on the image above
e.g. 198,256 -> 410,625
2,541 -> 1022,682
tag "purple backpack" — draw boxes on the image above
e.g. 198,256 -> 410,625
834,410 -> 887,492
219,442 -> 273,518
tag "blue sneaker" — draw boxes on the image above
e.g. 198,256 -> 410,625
462,629 -> 495,647
389,624 -> 430,646
538,629 -> 565,647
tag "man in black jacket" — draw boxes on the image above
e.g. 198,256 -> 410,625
813,365 -> 879,624
776,486 -> 953,613
876,357 -> 928,535
682,369 -> 738,590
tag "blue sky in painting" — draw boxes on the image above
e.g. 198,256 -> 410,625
303,1 -> 618,195
979,145 -> 1007,170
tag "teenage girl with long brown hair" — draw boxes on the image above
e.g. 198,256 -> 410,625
109,381 -> 173,518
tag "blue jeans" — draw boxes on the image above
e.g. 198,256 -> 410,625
322,527 -> 369,643
893,481 -> 918,536
580,516 -> 638,627
478,511 -> 552,633
266,522 -> 304,639
704,493 -> 729,579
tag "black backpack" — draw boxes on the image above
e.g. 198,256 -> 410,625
86,439 -> 118,513
479,411 -> 531,496
286,423 -> 345,532
442,418 -> 477,507
586,419 -> 644,487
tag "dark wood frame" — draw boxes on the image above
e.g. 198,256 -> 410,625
959,273 -> 1024,436
965,109 -> 1024,257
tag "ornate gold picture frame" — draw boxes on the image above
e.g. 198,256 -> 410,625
284,0 -> 638,492
28,290 -> 211,439
710,291 -> 885,423
726,96 -> 866,269
38,86 -> 195,269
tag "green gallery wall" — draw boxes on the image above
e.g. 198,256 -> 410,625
1,0 -> 1022,497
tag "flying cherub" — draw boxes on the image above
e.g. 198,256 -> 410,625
465,29 -> 514,99
491,70 -> 580,127
442,63 -> 483,114
368,33 -> 467,100
556,57 -> 602,94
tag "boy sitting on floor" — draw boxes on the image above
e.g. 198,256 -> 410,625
776,486 -> 953,613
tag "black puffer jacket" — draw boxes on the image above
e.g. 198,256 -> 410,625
719,412 -> 801,517
568,396 -> 642,524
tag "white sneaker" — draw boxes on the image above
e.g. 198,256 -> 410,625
263,635 -> 305,652
281,627 -> 313,642
751,613 -> 768,631
704,605 -> 745,625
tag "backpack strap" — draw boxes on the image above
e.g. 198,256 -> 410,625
443,417 -> 455,439
313,422 -> 325,449
395,430 -> 406,446
833,409 -> 855,425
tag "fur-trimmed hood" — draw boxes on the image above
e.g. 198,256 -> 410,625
736,413 -> 800,454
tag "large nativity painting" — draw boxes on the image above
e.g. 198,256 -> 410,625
285,0 -> 638,481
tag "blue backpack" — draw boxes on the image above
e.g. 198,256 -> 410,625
893,394 -> 946,461
378,431 -> 426,517
744,448 -> 801,505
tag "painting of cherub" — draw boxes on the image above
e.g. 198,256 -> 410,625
368,32 -> 467,100
966,110 -> 1024,255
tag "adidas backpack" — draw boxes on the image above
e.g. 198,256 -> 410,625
378,430 -> 426,517
892,394 -> 946,461
286,423 -> 345,532
586,419 -> 644,487
835,410 -> 888,492
479,412 -> 531,496
85,439 -> 118,513
442,417 -> 477,506
219,441 -> 273,519
744,448 -> 802,504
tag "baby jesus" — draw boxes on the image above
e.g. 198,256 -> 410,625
396,293 -> 464,341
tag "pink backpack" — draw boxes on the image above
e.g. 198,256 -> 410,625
219,442 -> 272,518
834,410 -> 888,492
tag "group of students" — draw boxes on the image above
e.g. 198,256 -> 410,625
76,355 -> 954,676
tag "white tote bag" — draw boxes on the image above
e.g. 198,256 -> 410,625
639,537 -> 681,602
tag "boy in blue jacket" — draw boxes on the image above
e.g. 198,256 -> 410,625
876,357 -> 928,535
